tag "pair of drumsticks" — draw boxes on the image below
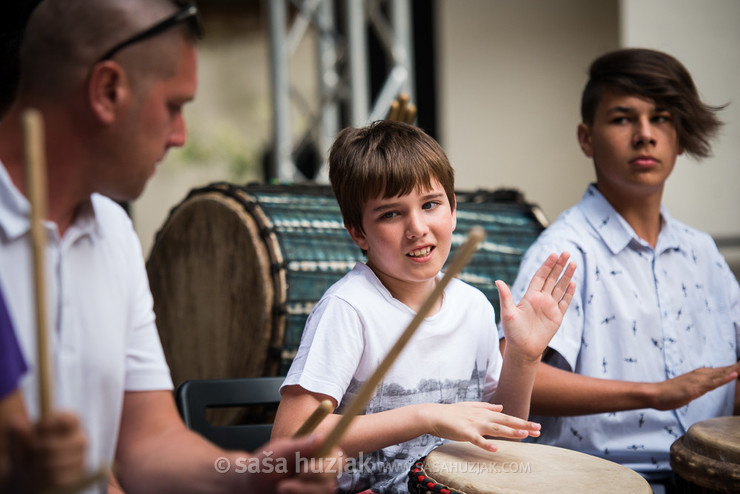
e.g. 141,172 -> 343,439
23,108 -> 484,485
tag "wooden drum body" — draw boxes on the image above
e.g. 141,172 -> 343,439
147,184 -> 547,391
670,416 -> 740,493
408,441 -> 652,494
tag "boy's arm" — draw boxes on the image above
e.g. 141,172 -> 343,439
529,354 -> 740,416
273,385 -> 540,457
492,252 -> 576,420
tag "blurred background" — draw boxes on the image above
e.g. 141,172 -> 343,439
131,0 -> 740,276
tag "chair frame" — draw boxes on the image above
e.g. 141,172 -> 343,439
175,376 -> 285,452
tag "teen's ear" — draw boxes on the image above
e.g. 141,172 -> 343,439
347,224 -> 369,251
88,61 -> 131,124
577,123 -> 594,158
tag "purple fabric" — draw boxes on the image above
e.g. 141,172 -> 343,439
0,285 -> 26,399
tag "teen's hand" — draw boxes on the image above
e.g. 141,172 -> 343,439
497,252 -> 576,363
647,362 -> 740,411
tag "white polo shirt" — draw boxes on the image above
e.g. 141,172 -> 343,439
0,162 -> 173,489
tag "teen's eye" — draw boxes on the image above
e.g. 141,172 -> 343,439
652,114 -> 672,124
379,211 -> 398,220
610,116 -> 630,124
422,201 -> 440,210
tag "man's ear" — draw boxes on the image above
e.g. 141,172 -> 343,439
577,123 -> 594,158
347,224 -> 369,251
88,61 -> 130,124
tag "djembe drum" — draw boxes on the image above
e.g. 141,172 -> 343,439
408,441 -> 652,493
670,416 -> 740,493
146,183 -> 547,404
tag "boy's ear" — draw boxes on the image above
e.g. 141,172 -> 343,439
451,195 -> 457,231
577,123 -> 594,158
88,61 -> 131,125
347,224 -> 369,251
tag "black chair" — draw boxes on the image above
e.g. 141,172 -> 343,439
175,376 -> 285,452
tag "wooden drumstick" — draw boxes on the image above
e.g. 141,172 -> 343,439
22,108 -> 53,419
293,399 -> 333,438
315,227 -> 486,458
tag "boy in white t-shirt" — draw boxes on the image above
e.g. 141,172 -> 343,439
272,120 -> 576,493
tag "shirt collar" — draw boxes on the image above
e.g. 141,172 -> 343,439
0,160 -> 100,242
581,184 -> 681,255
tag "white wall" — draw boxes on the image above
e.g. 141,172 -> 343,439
439,0 -> 739,242
621,0 -> 740,239
438,0 -> 619,223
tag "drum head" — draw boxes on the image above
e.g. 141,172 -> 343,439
670,416 -> 740,493
147,188 -> 273,392
411,441 -> 651,494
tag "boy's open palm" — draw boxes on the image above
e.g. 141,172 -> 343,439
497,252 -> 576,362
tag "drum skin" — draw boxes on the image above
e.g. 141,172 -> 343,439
670,416 -> 740,493
408,441 -> 652,494
146,183 -> 547,398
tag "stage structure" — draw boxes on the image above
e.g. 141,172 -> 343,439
267,0 -> 415,182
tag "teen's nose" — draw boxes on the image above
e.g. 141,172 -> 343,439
632,116 -> 656,148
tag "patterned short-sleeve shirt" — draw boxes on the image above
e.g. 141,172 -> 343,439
502,184 -> 739,475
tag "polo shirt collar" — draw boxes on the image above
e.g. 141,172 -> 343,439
0,160 -> 100,243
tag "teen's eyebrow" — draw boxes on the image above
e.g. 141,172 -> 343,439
606,105 -> 635,114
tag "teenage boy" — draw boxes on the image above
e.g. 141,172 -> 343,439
273,120 -> 576,493
503,48 -> 740,485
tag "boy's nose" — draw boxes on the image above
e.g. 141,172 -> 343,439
405,211 -> 428,239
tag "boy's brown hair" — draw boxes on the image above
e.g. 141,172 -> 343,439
580,48 -> 724,159
329,120 -> 455,234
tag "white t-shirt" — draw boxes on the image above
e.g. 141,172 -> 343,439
282,262 -> 502,493
0,163 -> 173,493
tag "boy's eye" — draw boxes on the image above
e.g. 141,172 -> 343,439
379,211 -> 397,220
422,201 -> 440,210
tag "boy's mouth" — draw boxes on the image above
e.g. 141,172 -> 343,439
407,246 -> 433,258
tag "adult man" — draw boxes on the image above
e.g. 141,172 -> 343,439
502,48 -> 740,488
0,1 -> 336,492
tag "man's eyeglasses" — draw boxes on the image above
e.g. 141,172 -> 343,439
95,2 -> 203,63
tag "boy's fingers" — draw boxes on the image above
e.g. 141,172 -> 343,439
541,252 -> 569,294
495,280 -> 513,315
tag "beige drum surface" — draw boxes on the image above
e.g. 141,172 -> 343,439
670,416 -> 740,493
413,441 -> 651,494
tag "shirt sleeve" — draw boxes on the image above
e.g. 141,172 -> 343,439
0,284 -> 26,399
281,295 -> 365,405
119,212 -> 173,392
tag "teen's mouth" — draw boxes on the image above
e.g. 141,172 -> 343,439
407,246 -> 433,258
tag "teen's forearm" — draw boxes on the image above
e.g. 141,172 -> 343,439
531,362 -> 653,416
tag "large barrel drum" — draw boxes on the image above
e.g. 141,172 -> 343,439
146,183 -> 548,389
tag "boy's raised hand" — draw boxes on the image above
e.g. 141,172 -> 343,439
497,252 -> 576,362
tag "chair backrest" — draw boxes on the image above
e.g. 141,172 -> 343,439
175,376 -> 284,452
